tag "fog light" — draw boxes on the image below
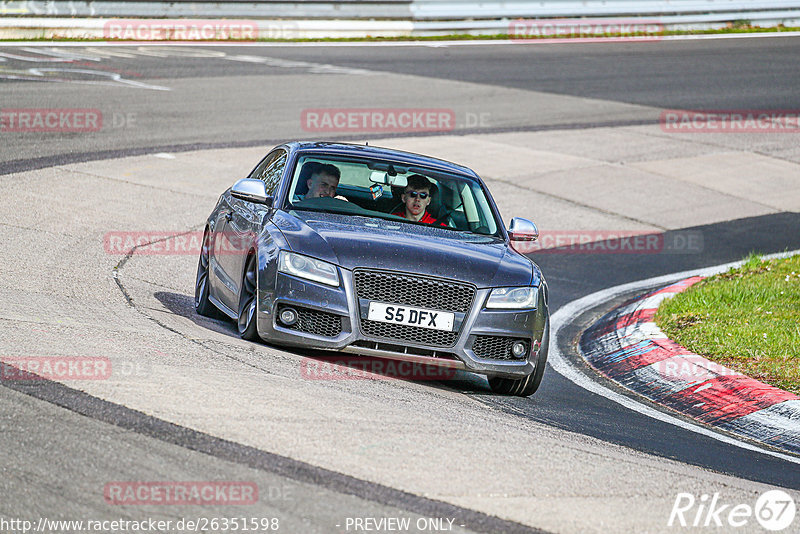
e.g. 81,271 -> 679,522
279,308 -> 298,326
511,341 -> 527,358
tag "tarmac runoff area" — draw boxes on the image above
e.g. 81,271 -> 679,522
1,125 -> 800,533
580,275 -> 800,456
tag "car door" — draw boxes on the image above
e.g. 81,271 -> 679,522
214,149 -> 288,312
207,191 -> 240,313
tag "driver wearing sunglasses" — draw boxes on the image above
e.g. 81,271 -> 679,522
392,174 -> 445,226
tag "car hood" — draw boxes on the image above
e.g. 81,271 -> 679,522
272,210 -> 533,288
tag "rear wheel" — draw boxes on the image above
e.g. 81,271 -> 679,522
195,229 -> 222,318
488,318 -> 550,397
237,253 -> 261,341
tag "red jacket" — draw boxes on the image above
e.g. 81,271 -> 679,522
392,210 -> 446,226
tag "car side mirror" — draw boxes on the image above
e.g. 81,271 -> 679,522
231,179 -> 273,206
508,217 -> 539,242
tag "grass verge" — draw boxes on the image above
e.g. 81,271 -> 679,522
655,253 -> 800,395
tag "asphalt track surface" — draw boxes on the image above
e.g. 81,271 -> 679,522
3,38 -> 800,171
1,38 -> 800,533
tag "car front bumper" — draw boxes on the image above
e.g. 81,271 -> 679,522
256,269 -> 547,379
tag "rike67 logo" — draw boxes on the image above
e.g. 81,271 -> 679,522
669,490 -> 796,531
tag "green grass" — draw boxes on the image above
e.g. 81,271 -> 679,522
655,253 -> 800,395
3,24 -> 800,43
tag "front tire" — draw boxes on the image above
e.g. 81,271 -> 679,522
488,318 -> 550,397
237,252 -> 261,341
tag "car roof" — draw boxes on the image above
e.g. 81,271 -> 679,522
283,141 -> 480,179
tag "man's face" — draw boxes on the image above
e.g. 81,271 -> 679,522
307,172 -> 339,198
402,187 -> 431,219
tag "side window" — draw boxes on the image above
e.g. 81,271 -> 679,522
250,150 -> 287,196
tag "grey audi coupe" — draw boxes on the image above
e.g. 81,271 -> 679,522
195,142 -> 549,396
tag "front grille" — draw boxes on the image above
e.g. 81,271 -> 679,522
277,305 -> 342,337
360,319 -> 459,347
472,335 -> 528,360
354,270 -> 474,313
354,270 -> 475,347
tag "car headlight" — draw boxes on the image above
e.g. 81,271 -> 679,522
486,286 -> 538,309
278,251 -> 339,287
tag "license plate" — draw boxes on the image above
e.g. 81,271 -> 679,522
367,302 -> 454,331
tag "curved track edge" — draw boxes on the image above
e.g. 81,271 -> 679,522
580,276 -> 800,455
548,249 -> 800,466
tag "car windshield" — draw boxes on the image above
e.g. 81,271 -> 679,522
285,154 -> 500,236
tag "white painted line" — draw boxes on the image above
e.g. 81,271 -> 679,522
548,249 -> 800,465
732,400 -> 800,436
222,54 -> 374,75
694,382 -> 714,394
613,291 -> 674,316
629,364 -> 705,396
617,320 -> 668,343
